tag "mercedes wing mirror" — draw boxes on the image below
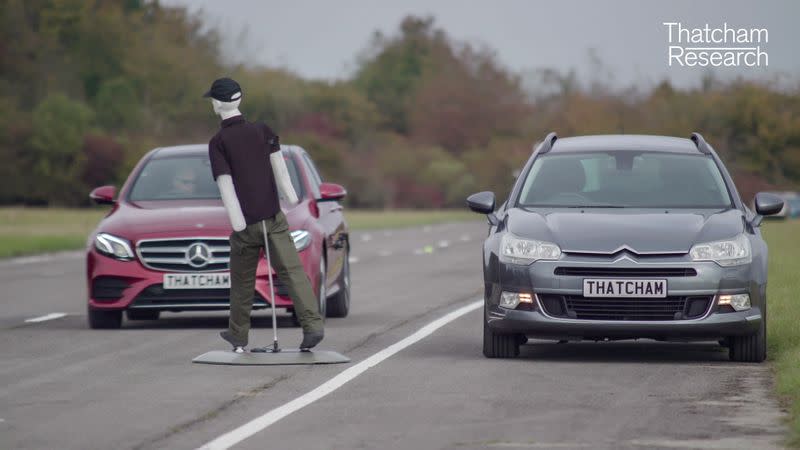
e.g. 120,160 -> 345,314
90,185 -> 117,205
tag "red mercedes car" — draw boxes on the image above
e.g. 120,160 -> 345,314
85,144 -> 350,329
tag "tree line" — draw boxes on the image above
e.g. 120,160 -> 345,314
1,1 -> 797,208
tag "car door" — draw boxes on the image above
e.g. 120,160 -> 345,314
300,151 -> 346,288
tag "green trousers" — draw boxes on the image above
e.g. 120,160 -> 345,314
227,211 -> 323,346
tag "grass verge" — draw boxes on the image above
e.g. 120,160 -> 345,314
0,207 -> 107,258
763,220 -> 800,447
0,207 -> 478,258
345,209 -> 477,230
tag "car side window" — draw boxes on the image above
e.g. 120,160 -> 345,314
283,153 -> 305,201
300,152 -> 322,199
302,153 -> 323,185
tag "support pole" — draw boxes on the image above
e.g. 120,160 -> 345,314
261,220 -> 280,352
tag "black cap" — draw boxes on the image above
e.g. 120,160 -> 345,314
202,77 -> 242,102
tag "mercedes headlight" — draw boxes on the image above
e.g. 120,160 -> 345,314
291,230 -> 311,251
690,233 -> 751,267
94,233 -> 134,261
500,234 -> 561,265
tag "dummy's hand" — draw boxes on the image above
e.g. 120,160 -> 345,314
216,175 -> 247,232
231,220 -> 246,232
270,152 -> 299,204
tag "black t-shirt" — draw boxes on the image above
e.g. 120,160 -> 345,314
208,115 -> 281,225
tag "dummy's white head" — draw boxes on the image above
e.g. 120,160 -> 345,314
211,95 -> 241,118
203,77 -> 243,120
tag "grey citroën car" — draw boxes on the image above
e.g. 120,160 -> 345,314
468,133 -> 784,362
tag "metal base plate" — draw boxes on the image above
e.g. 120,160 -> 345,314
192,349 -> 350,366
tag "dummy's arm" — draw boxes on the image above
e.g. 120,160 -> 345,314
271,152 -> 299,204
216,175 -> 247,231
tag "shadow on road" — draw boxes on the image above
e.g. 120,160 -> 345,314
413,334 -> 733,364
123,313 -> 299,330
518,340 -> 731,363
19,312 -> 302,331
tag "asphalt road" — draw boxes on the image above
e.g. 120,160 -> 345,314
0,221 -> 787,450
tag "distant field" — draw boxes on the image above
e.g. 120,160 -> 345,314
762,220 -> 800,447
0,208 -> 108,258
345,209 -> 477,230
0,207 -> 478,258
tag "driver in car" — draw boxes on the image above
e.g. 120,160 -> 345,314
169,166 -> 197,197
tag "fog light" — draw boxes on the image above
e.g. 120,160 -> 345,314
500,291 -> 533,310
718,293 -> 751,311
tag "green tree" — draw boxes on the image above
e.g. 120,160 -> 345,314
354,16 -> 447,133
27,93 -> 94,204
94,77 -> 141,129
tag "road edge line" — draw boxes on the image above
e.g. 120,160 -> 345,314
197,299 -> 483,450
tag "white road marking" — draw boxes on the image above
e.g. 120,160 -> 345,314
348,256 -> 360,264
197,299 -> 483,450
25,313 -> 68,323
413,248 -> 424,255
360,234 -> 373,242
378,250 -> 393,257
422,226 -> 432,232
459,234 -> 471,242
437,240 -> 450,248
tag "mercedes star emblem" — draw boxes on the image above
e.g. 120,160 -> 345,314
186,243 -> 211,268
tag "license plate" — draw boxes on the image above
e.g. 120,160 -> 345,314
163,272 -> 230,289
582,279 -> 667,298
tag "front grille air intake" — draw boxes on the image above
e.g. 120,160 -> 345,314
91,276 -> 131,301
137,238 -> 230,272
129,284 -> 270,310
554,267 -> 697,277
539,294 -> 713,321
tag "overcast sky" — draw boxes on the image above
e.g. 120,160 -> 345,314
162,0 -> 799,89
